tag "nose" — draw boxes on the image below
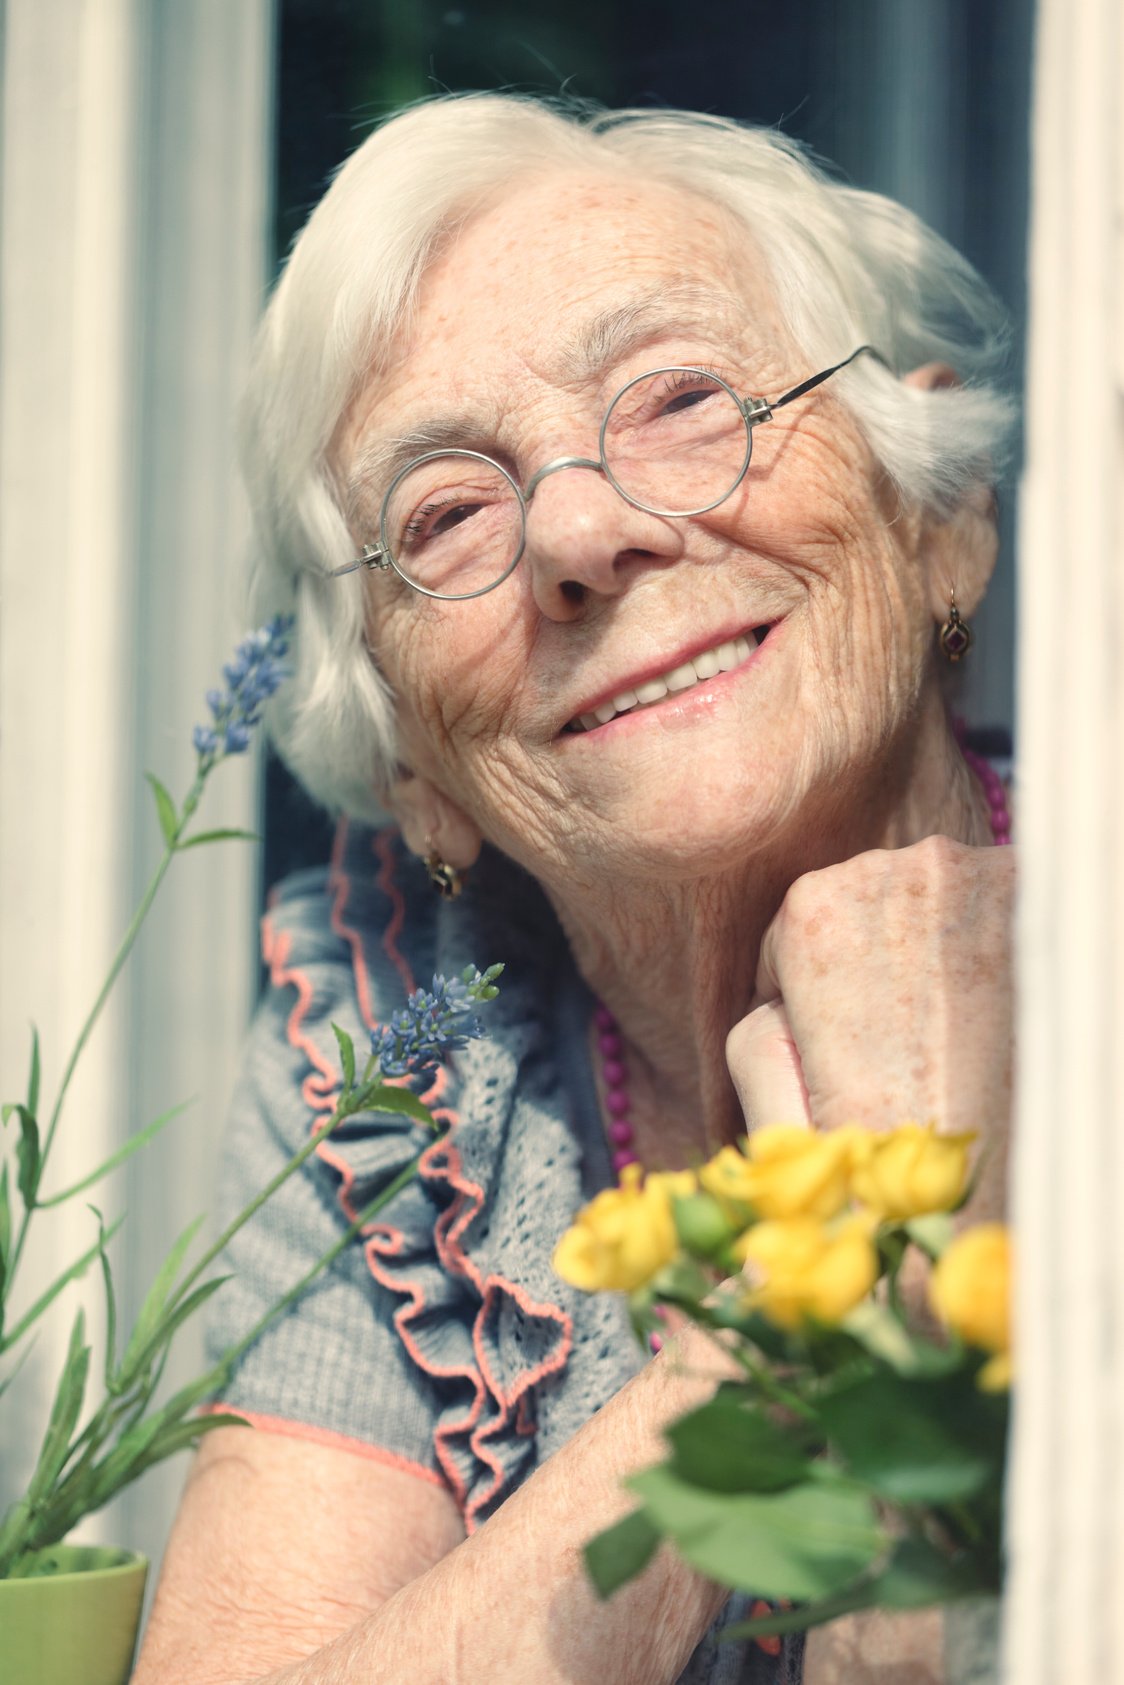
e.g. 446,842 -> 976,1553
521,457 -> 684,621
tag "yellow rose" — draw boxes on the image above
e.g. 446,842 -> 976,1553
701,1125 -> 855,1222
929,1223 -> 1012,1388
849,1122 -> 975,1220
552,1164 -> 696,1293
735,1215 -> 880,1330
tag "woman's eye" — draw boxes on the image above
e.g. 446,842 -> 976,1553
405,498 -> 481,542
661,386 -> 717,415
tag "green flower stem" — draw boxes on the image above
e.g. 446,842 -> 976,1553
169,1081 -> 430,1316
7,774 -> 205,1296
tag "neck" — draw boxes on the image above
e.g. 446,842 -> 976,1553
543,698 -> 994,1164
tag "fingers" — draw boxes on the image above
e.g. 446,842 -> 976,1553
725,999 -> 813,1134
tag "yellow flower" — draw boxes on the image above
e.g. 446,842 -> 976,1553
929,1223 -> 1012,1387
849,1121 -> 975,1220
552,1164 -> 696,1293
735,1215 -> 880,1330
701,1125 -> 855,1222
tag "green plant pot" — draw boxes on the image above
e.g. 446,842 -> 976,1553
0,1544 -> 148,1685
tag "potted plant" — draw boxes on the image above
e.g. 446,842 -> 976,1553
0,617 -> 500,1684
555,1122 -> 1012,1681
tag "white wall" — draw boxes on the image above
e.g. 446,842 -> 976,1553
0,0 -> 274,1579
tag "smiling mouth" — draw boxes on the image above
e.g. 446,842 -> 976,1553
563,625 -> 773,734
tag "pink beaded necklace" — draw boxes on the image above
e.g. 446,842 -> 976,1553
595,730 -> 1011,1185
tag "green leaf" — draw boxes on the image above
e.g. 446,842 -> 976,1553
723,1582 -> 879,1641
628,1465 -> 885,1603
905,1212 -> 956,1258
15,1108 -> 41,1208
872,1536 -> 996,1609
145,773 -> 180,848
27,1311 -> 91,1506
26,1026 -> 41,1119
583,1509 -> 661,1598
177,827 -> 260,851
841,1300 -> 958,1377
118,1275 -> 231,1387
92,1209 -> 118,1392
332,1023 -> 357,1092
0,1160 -> 10,1271
0,1217 -> 124,1353
37,1100 -> 193,1207
118,1214 -> 205,1378
664,1390 -> 813,1494
358,1083 -> 435,1126
816,1370 -> 1009,1505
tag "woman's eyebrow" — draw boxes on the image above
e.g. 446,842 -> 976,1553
346,415 -> 487,513
551,282 -> 747,383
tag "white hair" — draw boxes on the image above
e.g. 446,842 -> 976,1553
241,93 -> 1015,820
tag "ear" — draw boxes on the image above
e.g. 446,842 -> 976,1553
902,363 -> 999,620
384,768 -> 485,872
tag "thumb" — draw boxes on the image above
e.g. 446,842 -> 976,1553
725,999 -> 812,1133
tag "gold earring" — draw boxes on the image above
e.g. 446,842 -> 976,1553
423,836 -> 464,898
939,588 -> 973,663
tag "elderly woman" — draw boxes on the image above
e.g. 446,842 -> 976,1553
134,95 -> 1015,1685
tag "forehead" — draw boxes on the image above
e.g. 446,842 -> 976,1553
343,172 -> 783,465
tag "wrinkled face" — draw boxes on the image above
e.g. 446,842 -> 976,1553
341,172 -> 941,888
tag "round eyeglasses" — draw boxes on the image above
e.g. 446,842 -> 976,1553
333,345 -> 883,602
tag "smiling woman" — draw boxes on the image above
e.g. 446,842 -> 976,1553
133,94 -> 1016,1685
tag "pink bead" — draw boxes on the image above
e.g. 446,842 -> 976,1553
594,1004 -> 617,1032
987,782 -> 1007,809
649,1333 -> 664,1354
994,831 -> 1011,846
598,1032 -> 622,1057
607,1090 -> 631,1116
608,1120 -> 634,1146
612,1148 -> 640,1174
651,1305 -> 668,1322
603,1058 -> 626,1086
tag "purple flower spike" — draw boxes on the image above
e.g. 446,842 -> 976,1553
194,614 -> 294,769
370,966 -> 501,1080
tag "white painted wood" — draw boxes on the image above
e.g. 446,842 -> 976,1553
0,0 -> 274,1573
1004,0 -> 1124,1677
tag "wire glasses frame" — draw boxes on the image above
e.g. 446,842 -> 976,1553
332,343 -> 884,601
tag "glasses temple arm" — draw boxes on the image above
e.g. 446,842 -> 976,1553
769,344 -> 889,412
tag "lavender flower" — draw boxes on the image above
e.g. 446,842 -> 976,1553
193,615 -> 294,765
371,965 -> 503,1079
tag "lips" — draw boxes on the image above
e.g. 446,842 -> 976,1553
563,624 -> 773,734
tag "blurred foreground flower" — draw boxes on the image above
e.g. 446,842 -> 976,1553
735,1213 -> 880,1329
930,1222 -> 1013,1390
711,1123 -> 859,1221
558,1122 -> 1009,1639
850,1121 -> 975,1219
553,1164 -> 697,1292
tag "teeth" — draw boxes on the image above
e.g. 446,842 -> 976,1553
570,627 -> 768,732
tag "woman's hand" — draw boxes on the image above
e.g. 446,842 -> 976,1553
726,835 -> 1015,1220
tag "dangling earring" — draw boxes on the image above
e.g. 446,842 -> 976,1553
423,836 -> 464,899
939,587 -> 973,663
